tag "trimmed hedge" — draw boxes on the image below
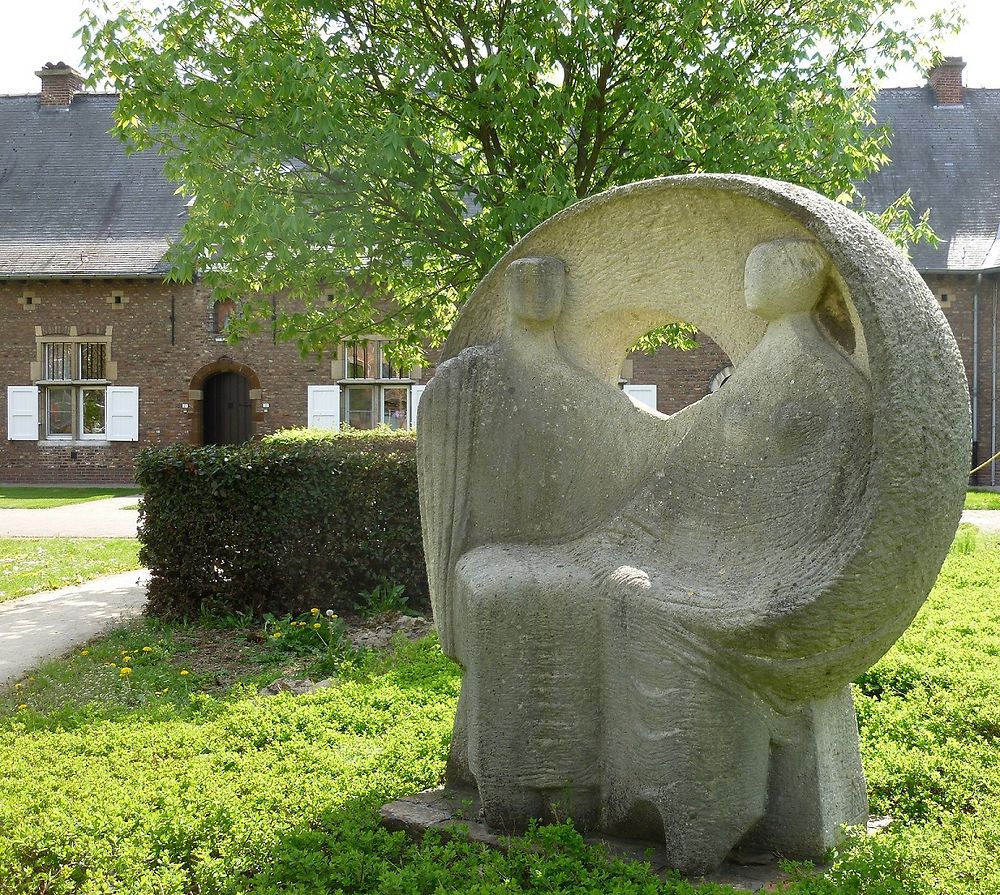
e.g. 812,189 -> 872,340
136,429 -> 427,618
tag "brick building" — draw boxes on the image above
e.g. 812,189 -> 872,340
0,66 -> 426,483
624,57 -> 1000,485
858,58 -> 1000,486
1,60 -> 995,484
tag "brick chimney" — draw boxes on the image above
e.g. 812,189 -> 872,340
36,62 -> 85,108
928,56 -> 966,106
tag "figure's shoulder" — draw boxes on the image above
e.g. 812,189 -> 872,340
428,344 -> 502,389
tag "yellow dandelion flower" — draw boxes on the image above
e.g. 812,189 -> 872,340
180,670 -> 189,676
272,631 -> 283,639
120,667 -> 132,677
80,649 -> 89,656
123,656 -> 132,663
17,704 -> 26,710
14,683 -> 21,690
142,647 -> 153,653
313,622 -> 322,629
311,607 -> 319,616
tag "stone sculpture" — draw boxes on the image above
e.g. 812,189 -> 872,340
416,175 -> 970,874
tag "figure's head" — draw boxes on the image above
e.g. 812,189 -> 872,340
744,238 -> 829,321
506,256 -> 567,324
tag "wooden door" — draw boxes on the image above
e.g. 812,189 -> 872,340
203,372 -> 252,445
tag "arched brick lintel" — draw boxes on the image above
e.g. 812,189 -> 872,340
187,357 -> 263,445
189,358 -> 262,393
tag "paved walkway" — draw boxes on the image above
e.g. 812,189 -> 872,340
962,509 -> 1000,532
0,570 -> 149,688
0,496 -> 139,538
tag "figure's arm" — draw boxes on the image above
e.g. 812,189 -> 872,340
416,349 -> 485,656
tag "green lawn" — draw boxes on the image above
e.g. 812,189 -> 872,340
0,532 -> 998,894
0,538 -> 142,603
0,485 -> 141,509
965,489 -> 1000,510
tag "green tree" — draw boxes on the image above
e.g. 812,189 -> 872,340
82,0 -> 956,362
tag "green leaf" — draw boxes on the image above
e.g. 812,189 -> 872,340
81,0 -> 958,358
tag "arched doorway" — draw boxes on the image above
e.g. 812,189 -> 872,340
202,371 -> 252,445
188,359 -> 262,446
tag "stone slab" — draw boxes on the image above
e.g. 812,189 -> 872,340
380,788 -> 843,892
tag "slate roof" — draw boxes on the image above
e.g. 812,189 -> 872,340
0,93 -> 186,279
860,86 -> 1000,272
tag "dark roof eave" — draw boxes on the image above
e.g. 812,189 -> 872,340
916,266 -> 1000,276
0,271 -> 178,281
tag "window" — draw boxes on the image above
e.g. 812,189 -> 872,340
80,343 -> 106,379
9,334 -> 137,442
81,388 -> 107,437
214,299 -> 237,334
344,384 -> 377,429
44,342 -> 74,380
382,386 -> 409,430
38,340 -> 110,440
345,341 -> 378,379
339,340 -> 413,430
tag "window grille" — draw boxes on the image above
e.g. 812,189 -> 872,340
43,343 -> 73,380
80,343 -> 106,380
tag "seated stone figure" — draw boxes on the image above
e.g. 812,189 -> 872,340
417,175 -> 970,875
593,238 -> 874,869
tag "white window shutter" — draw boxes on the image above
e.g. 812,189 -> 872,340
410,384 -> 426,429
106,387 -> 140,441
7,386 -> 39,440
623,383 -> 657,412
307,385 -> 341,430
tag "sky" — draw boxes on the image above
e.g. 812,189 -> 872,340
0,0 -> 998,95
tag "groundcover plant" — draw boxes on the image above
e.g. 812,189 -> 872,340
0,530 -> 997,894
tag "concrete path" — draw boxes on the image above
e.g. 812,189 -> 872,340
0,570 -> 149,688
962,509 -> 1000,532
0,496 -> 139,538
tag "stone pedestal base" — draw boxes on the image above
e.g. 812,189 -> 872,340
379,788 -> 843,892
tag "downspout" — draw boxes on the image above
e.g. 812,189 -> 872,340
992,277 -> 998,486
972,275 -> 980,480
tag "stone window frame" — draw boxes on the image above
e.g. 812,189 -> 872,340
30,326 -> 118,442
